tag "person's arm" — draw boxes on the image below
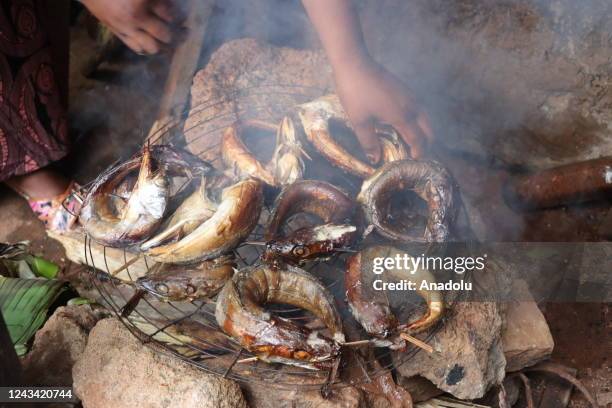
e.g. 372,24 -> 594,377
302,0 -> 433,160
80,0 -> 178,55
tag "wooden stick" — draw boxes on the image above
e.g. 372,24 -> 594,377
110,254 -> 141,276
236,357 -> 259,364
341,339 -> 372,347
399,332 -> 434,354
146,0 -> 215,144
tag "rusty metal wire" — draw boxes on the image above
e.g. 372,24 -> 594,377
82,85 -> 469,390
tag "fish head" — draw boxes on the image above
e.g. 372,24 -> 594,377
251,326 -> 341,370
264,224 -> 357,263
297,94 -> 346,134
136,275 -> 194,301
135,174 -> 169,219
263,239 -> 312,263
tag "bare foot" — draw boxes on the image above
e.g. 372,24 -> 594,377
5,168 -> 79,233
5,168 -> 70,200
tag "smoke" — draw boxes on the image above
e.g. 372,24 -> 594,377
70,0 -> 611,240
204,0 -> 315,59
352,0 -> 612,240
186,0 -> 610,240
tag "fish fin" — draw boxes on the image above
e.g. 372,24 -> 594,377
136,144 -> 154,187
363,225 -> 375,239
141,219 -> 187,250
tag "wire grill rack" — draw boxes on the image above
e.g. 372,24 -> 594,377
82,85 -> 470,390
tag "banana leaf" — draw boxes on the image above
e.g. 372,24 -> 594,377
0,241 -> 59,279
27,256 -> 60,279
0,277 -> 65,355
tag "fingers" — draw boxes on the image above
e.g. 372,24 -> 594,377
392,109 -> 434,159
116,27 -> 162,55
120,4 -> 175,55
140,14 -> 173,44
417,113 -> 434,143
116,32 -> 144,54
151,0 -> 176,23
134,29 -> 163,54
353,120 -> 382,164
395,120 -> 428,159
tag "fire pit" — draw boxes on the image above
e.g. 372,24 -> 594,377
80,86 -> 470,390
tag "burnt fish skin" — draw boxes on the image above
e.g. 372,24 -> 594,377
135,255 -> 236,301
357,159 -> 456,243
345,246 -> 445,343
262,223 -> 357,265
265,180 -> 355,240
143,178 -> 264,264
215,264 -> 345,370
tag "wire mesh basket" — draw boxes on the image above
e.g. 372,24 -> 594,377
81,84 -> 470,390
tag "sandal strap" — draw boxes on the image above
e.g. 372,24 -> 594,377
28,182 -> 82,233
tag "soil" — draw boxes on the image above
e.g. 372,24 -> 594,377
544,303 -> 610,408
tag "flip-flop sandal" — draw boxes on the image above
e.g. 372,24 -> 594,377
27,181 -> 82,233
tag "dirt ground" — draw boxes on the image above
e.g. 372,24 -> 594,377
545,303 -> 610,408
0,3 -> 609,407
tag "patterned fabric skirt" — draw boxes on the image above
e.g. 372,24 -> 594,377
0,0 -> 69,182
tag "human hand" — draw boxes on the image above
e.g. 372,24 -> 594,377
334,59 -> 434,162
81,0 -> 179,54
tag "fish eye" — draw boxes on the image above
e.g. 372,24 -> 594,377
292,245 -> 309,257
185,285 -> 196,295
155,283 -> 169,294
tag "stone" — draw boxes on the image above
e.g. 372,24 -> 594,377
396,376 -> 443,403
479,375 -> 521,407
21,305 -> 106,387
394,301 -> 506,400
502,280 -> 555,372
73,318 -> 247,408
392,260 -> 514,400
242,383 -> 365,408
183,38 -> 334,168
357,375 -> 441,406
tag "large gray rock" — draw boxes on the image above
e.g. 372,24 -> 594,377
502,280 -> 554,372
184,38 -> 334,168
396,376 -> 443,403
73,318 -> 247,408
392,261 -> 513,400
21,305 -> 106,387
394,301 -> 506,400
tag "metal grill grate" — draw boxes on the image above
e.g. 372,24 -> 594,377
81,85 -> 468,390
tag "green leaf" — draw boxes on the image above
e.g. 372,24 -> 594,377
67,297 -> 93,306
1,259 -> 35,279
0,277 -> 65,355
27,256 -> 59,279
